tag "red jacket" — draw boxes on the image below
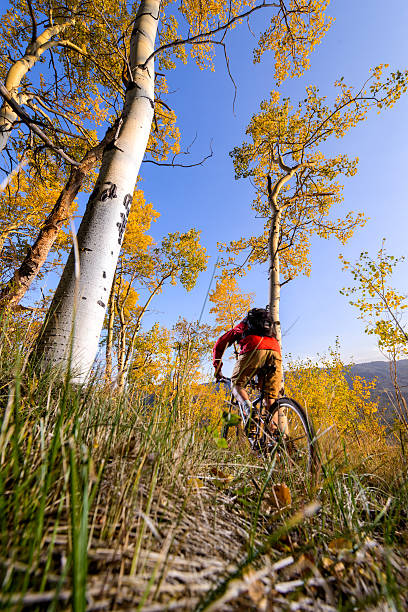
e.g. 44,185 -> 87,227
212,320 -> 281,367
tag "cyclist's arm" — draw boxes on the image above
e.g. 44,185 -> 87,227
212,322 -> 245,377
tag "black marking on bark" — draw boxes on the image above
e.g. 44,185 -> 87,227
79,247 -> 92,252
89,184 -> 99,202
20,261 -> 36,277
116,213 -> 126,244
103,271 -> 106,278
133,11 -> 160,23
137,64 -> 152,79
123,193 -> 131,213
97,300 -> 106,308
111,251 -> 113,255
126,81 -> 139,92
105,142 -> 125,153
82,296 -> 87,300
116,194 -> 132,244
100,182 -> 117,202
139,95 -> 154,109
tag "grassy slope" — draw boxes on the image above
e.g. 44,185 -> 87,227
0,344 -> 408,610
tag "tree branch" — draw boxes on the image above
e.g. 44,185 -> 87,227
143,144 -> 213,168
141,2 -> 278,68
26,0 -> 38,45
0,85 -> 79,166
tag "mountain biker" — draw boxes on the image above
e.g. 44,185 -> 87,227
212,307 -> 282,423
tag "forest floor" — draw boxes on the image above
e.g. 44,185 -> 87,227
1,357 -> 408,611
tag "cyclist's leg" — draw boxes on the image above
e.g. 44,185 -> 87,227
263,351 -> 287,433
231,349 -> 262,420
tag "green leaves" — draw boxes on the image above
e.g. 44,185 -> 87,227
214,437 -> 228,449
340,241 -> 408,357
222,411 -> 241,426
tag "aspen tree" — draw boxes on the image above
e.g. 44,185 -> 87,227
0,162 -> 73,283
0,1 -> 133,306
341,244 -> 408,429
35,0 -> 160,379
0,13 -> 76,153
226,67 -> 408,348
106,227 -> 208,391
340,243 -> 408,357
209,275 -> 254,335
209,274 -> 254,358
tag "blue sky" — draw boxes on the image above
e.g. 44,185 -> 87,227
135,0 -> 408,366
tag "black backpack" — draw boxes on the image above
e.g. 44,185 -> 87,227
243,308 -> 276,338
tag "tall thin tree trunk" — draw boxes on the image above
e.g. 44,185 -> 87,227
268,208 -> 282,348
105,281 -> 116,383
35,0 -> 160,381
0,124 -> 116,309
268,207 -> 286,420
115,286 -> 159,393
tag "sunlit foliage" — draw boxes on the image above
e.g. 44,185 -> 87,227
285,342 -> 385,456
209,274 -> 254,335
223,66 -> 408,283
340,242 -> 408,359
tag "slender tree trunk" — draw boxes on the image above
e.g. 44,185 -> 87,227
268,207 -> 287,424
117,306 -> 127,382
105,282 -> 116,383
115,286 -> 160,393
266,164 -> 305,349
35,0 -> 160,381
0,124 -> 117,310
268,208 -> 282,347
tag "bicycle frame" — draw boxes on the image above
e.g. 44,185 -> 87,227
219,375 -> 271,442
218,375 -> 318,473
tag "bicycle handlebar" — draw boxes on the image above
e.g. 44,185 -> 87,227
217,375 -> 232,385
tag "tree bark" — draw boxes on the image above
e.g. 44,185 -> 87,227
266,164 -> 306,348
0,123 -> 117,309
35,0 -> 160,382
268,208 -> 282,347
105,282 -> 116,384
267,174 -> 282,348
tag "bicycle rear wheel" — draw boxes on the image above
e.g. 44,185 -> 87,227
263,397 -> 318,473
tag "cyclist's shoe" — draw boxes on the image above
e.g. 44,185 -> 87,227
248,436 -> 268,457
238,401 -> 253,429
265,428 -> 295,453
280,436 -> 297,455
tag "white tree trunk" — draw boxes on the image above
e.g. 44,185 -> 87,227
268,207 -> 287,421
268,209 -> 282,348
36,0 -> 160,381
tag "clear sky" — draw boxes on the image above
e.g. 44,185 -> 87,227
134,0 -> 408,367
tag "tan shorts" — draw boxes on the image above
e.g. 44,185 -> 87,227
231,349 -> 282,399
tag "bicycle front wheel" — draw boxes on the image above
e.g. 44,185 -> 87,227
263,397 -> 318,473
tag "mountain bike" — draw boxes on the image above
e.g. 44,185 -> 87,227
218,371 -> 319,473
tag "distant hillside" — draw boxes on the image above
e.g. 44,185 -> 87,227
348,359 -> 408,423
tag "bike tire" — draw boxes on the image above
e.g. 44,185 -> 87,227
263,397 -> 319,473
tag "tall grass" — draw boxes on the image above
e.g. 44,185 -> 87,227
0,323 -> 407,610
